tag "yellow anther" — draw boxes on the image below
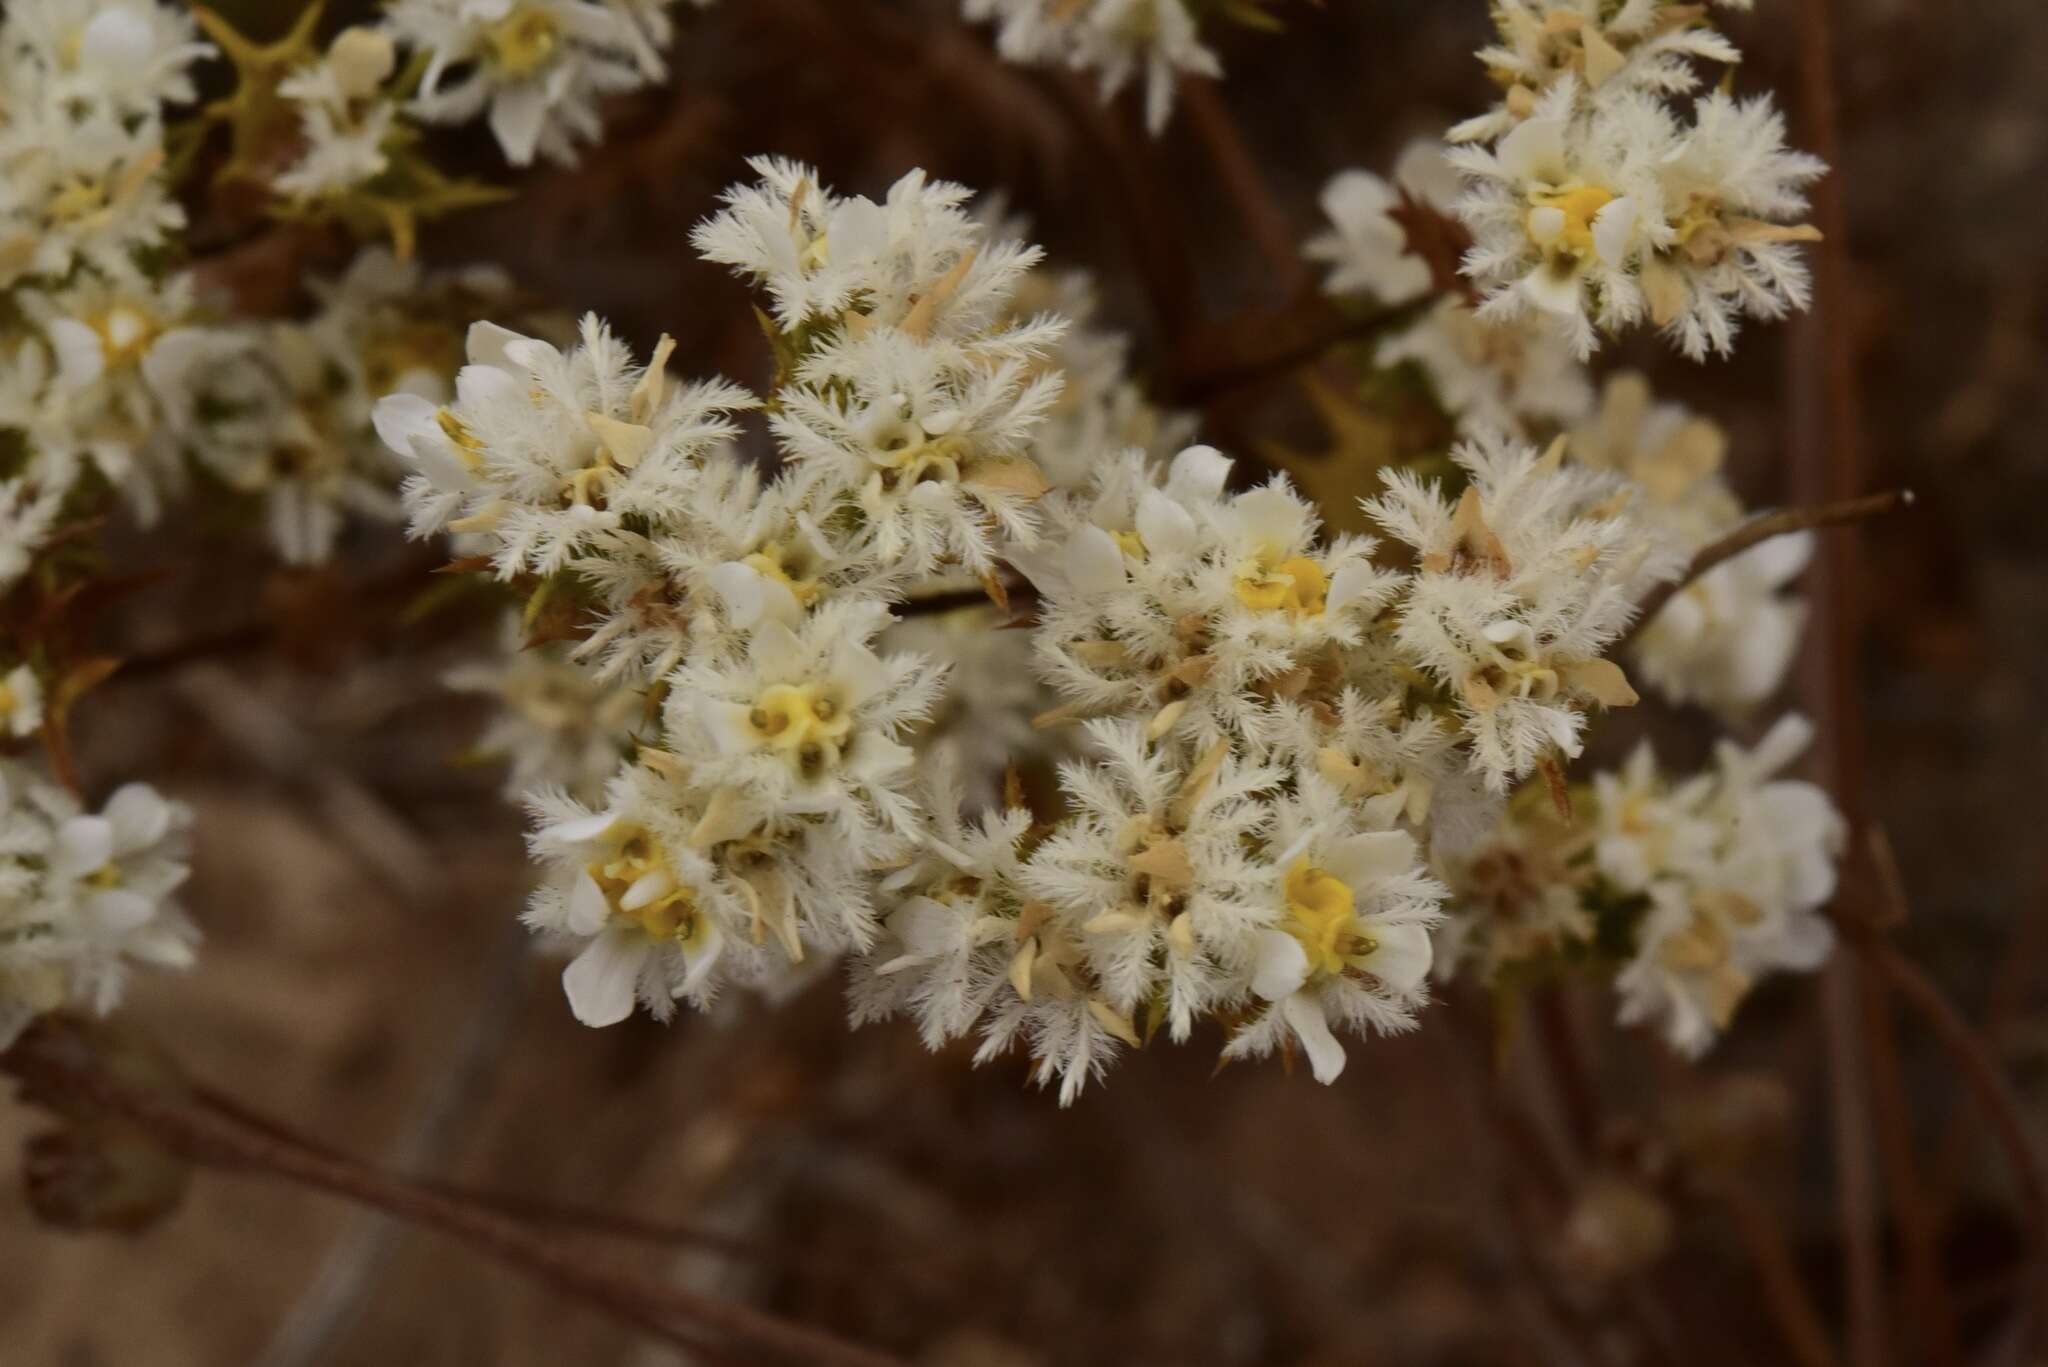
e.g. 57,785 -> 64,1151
748,682 -> 852,758
741,544 -> 821,607
435,409 -> 486,472
484,6 -> 561,77
1284,860 -> 1364,978
1527,184 -> 1617,258
1233,556 -> 1329,617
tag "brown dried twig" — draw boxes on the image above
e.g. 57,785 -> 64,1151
1620,490 -> 1914,651
1,1017 -> 908,1367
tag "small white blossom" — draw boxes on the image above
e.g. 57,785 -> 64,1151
961,0 -> 1220,134
388,0 -> 650,166
1367,429 -> 1677,790
1,764 -> 197,1049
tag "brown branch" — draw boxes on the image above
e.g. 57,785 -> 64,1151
1054,73 -> 1198,340
3,1018 -> 907,1367
1177,77 -> 1308,295
1621,491 -> 1914,650
1713,1180 -> 1846,1367
1167,290 -> 1440,404
1854,937 -> 2048,1246
1531,988 -> 1600,1160
1860,965 -> 1963,1367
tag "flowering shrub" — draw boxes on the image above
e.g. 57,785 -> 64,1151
0,0 -> 1857,1100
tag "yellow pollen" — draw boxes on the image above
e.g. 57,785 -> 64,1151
88,306 -> 160,371
435,409 -> 486,471
47,177 -> 110,224
748,682 -> 852,759
586,831 -> 697,941
741,544 -> 821,607
1528,184 -> 1617,257
86,863 -> 124,891
1233,556 -> 1329,617
1284,860 -> 1369,978
484,7 -> 562,78
1112,529 -> 1147,562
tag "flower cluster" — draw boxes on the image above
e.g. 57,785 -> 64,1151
1440,716 -> 1844,1057
383,149 -> 1852,1098
0,763 -> 196,1051
1445,3 -> 1826,358
386,0 -> 702,168
960,0 -> 1221,134
1568,372 -> 1810,716
1306,138 -> 1595,440
0,0 -> 210,577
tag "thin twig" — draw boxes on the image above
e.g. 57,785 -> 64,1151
1054,73 -> 1198,340
1854,936 -> 2048,1244
1620,491 -> 1914,650
1713,1180 -> 1845,1367
1167,291 -> 1439,404
1532,989 -> 1600,1160
1790,0 -> 1884,1345
1177,77 -> 1308,294
1858,963 -> 1962,1367
2,1018 -> 908,1367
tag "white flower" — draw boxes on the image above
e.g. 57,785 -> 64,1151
1567,373 -> 1810,714
388,0 -> 650,166
525,766 -> 747,1025
1450,86 -> 1675,357
884,608 -> 1050,814
0,112 -> 183,288
961,0 -> 1220,134
0,0 -> 212,120
1026,446 -> 1394,753
273,27 -> 402,201
1612,716 -> 1844,1056
11,268 -> 199,524
1640,93 -> 1826,359
375,316 -> 755,573
1,764 -> 197,1049
1224,780 -> 1444,1084
1021,718 -> 1278,1043
1366,429 -> 1677,790
1449,0 -> 1748,145
445,614 -> 641,803
1304,140 -> 1462,304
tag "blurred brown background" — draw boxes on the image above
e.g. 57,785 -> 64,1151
4,0 -> 2047,1363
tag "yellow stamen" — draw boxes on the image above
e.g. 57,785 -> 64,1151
484,6 -> 562,78
1528,184 -> 1617,258
435,409 -> 486,472
1284,860 -> 1371,979
748,682 -> 853,760
1233,556 -> 1329,617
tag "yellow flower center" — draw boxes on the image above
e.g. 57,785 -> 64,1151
748,682 -> 853,772
1112,529 -> 1147,562
1527,184 -> 1617,258
47,177 -> 111,224
1655,892 -> 1764,1029
742,543 -> 821,607
85,863 -> 124,891
1284,859 -> 1373,979
1233,556 -> 1329,617
88,306 -> 160,371
484,7 -> 562,78
585,831 -> 698,941
868,419 -> 962,491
